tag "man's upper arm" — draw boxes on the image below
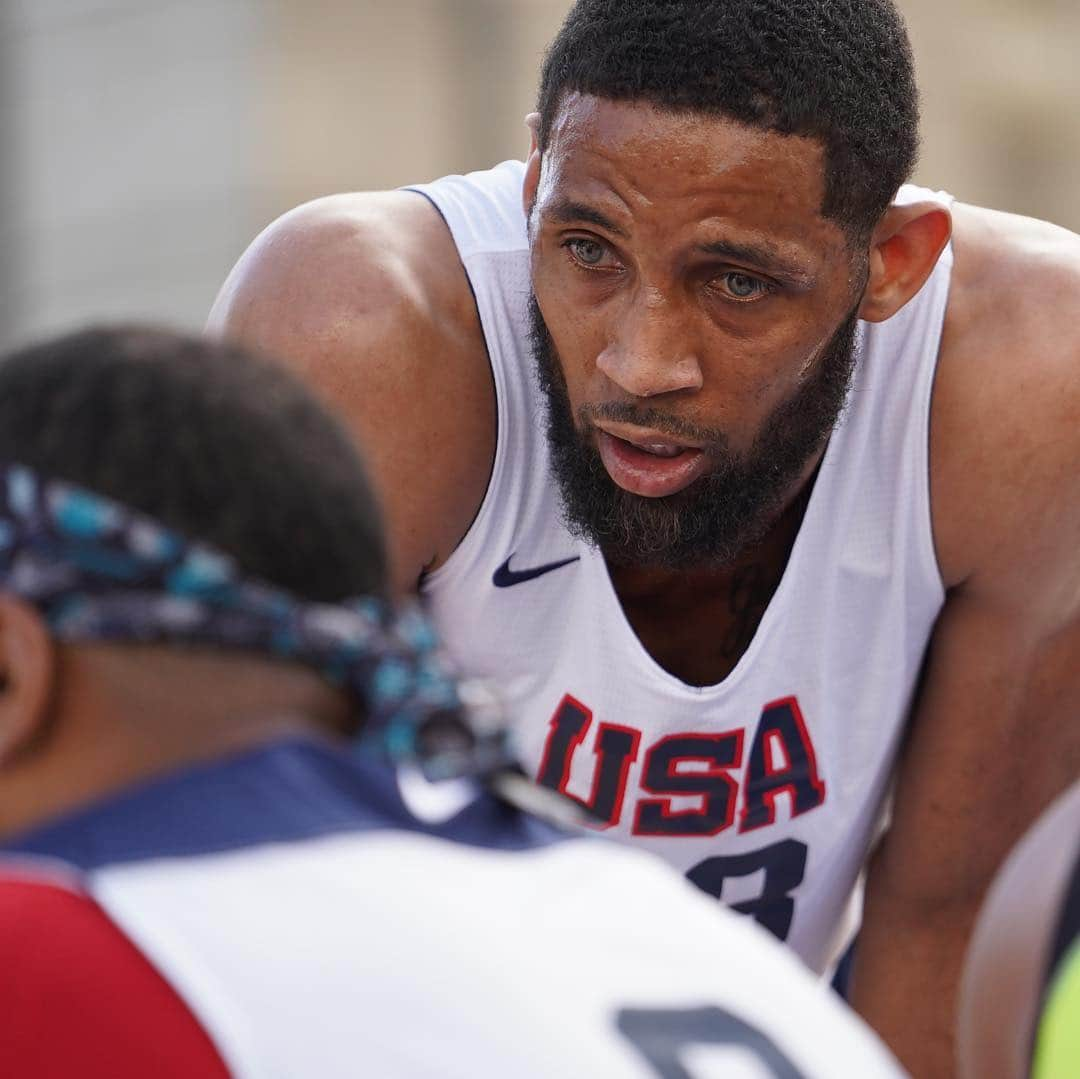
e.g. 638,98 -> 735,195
868,202 -> 1080,907
208,190 -> 496,594
851,206 -> 1080,1073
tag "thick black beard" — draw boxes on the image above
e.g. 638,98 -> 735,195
529,295 -> 861,569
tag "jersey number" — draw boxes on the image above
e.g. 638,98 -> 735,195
687,839 -> 808,941
617,1006 -> 807,1079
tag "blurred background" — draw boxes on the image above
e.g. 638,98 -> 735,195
1,0 -> 1078,351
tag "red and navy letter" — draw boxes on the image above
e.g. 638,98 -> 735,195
536,694 -> 592,793
633,731 -> 744,837
536,695 -> 640,828
739,696 -> 826,833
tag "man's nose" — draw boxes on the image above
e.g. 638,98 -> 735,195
595,290 -> 704,398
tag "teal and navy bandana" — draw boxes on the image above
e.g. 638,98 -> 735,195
0,462 -> 506,781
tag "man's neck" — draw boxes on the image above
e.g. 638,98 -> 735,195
0,709 -> 328,844
0,644 -> 348,843
605,473 -> 816,686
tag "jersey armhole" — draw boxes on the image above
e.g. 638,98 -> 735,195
893,182 -> 957,598
405,188 -> 503,586
918,239 -> 955,599
402,194 -> 520,590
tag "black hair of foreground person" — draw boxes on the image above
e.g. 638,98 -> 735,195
0,326 -> 387,603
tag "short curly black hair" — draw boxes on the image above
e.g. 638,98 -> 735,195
537,0 -> 920,241
0,326 -> 387,603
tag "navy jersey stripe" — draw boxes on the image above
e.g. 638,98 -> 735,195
1,739 -> 573,872
1044,839 -> 1080,995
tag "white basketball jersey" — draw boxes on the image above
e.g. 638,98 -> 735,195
2,740 -> 906,1078
409,161 -> 953,974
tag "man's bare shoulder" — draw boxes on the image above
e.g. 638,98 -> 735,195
945,202 -> 1080,359
932,202 -> 1080,597
208,190 -> 495,593
209,190 -> 478,353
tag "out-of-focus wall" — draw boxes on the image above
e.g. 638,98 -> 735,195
1,0 -> 267,348
905,0 -> 1080,228
1,0 -> 1078,351
259,0 -> 565,207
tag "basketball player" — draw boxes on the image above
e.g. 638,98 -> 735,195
207,1 -> 1080,1072
0,327 -> 907,1077
958,780 -> 1080,1079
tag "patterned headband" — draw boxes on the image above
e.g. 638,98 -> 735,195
0,462 -> 507,781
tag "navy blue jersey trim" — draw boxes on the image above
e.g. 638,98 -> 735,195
1045,840 -> 1080,995
1,739 -> 573,872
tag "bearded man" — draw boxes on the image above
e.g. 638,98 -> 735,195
209,1 -> 1080,1074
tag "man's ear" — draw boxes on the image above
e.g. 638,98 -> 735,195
522,112 -> 542,225
0,596 -> 55,765
858,202 -> 952,323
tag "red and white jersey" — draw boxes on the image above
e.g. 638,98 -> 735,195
409,161 -> 953,973
0,740 -> 905,1077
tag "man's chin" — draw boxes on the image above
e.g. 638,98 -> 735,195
561,477 -> 769,571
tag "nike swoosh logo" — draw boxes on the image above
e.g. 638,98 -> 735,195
493,553 -> 581,588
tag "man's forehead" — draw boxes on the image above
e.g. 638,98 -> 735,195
537,95 -> 841,266
547,93 -> 825,176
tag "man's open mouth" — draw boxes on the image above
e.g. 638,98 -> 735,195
593,423 -> 711,498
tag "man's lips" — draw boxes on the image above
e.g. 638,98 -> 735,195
594,423 -> 712,498
594,420 -> 705,453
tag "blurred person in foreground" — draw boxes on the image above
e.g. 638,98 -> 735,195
210,1 -> 1080,1072
0,326 -> 907,1078
958,780 -> 1080,1079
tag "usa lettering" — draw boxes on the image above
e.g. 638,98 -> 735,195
536,694 -> 826,835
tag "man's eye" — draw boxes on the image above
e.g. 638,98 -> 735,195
717,272 -> 770,300
566,238 -> 609,267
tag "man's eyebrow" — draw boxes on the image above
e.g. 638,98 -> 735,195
697,238 -> 816,287
542,200 -> 629,238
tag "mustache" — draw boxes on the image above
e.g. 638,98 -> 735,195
581,401 -> 729,453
